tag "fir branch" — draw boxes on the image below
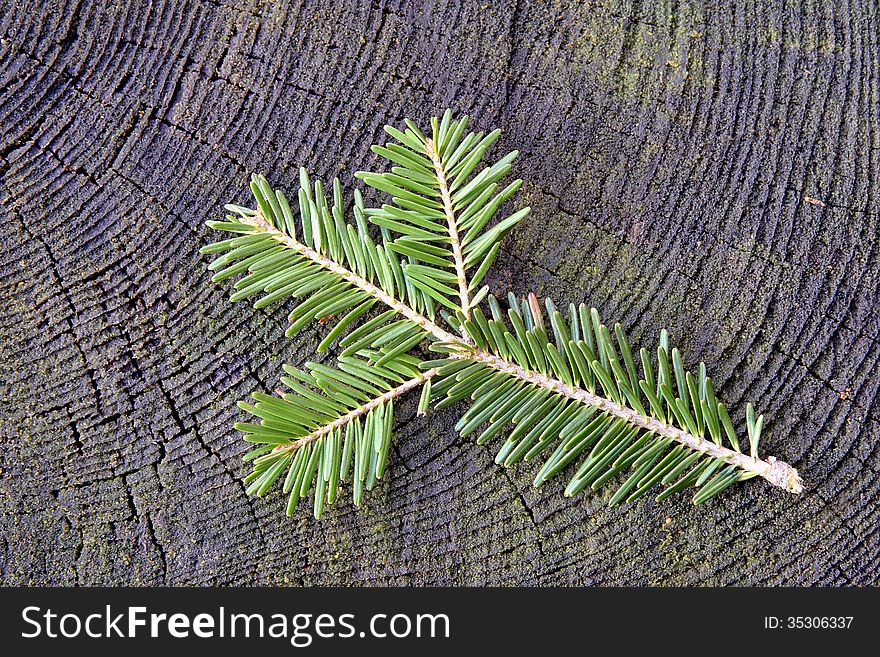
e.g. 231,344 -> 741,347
357,110 -> 529,317
273,368 -> 438,454
237,354 -> 429,516
425,293 -> 803,504
456,348 -> 803,493
424,136 -> 471,316
240,210 -> 460,344
202,110 -> 804,519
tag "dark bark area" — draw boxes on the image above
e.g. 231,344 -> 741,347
1,0 -> 878,586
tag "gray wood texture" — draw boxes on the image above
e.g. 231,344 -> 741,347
1,0 -> 878,585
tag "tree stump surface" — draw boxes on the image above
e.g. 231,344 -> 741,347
1,0 -> 878,585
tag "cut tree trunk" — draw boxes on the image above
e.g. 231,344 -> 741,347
1,0 -> 877,585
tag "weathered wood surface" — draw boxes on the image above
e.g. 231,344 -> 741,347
1,0 -> 878,586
